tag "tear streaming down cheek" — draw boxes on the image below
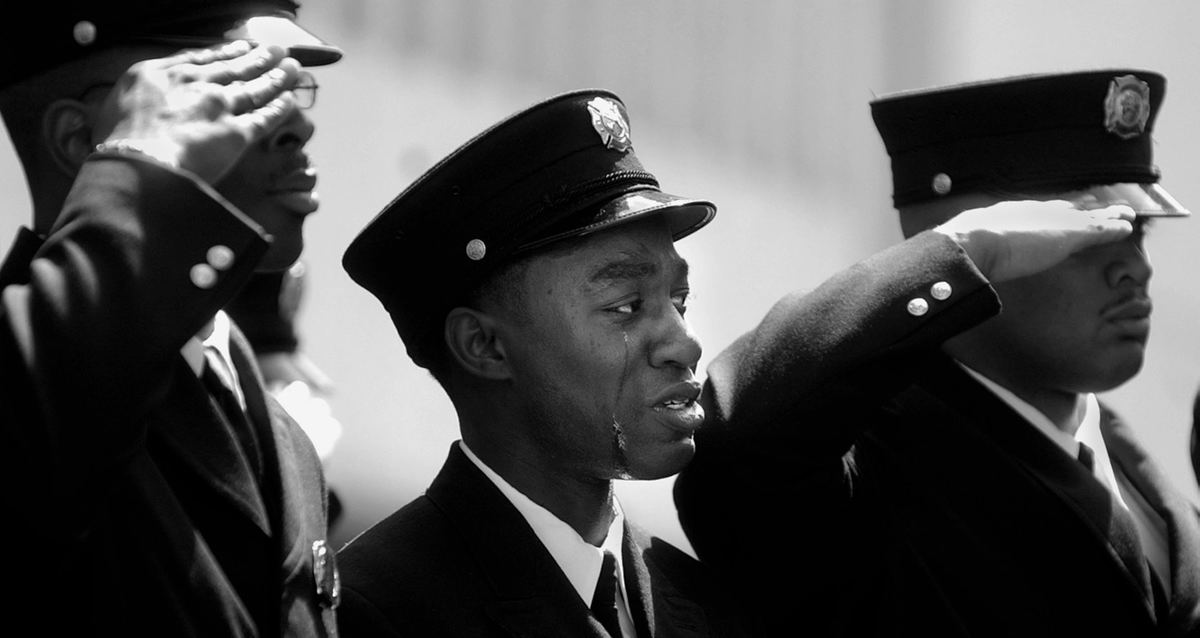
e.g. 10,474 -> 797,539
610,332 -> 632,477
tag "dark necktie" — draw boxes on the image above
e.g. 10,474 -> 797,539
1078,441 -> 1096,472
1078,441 -> 1161,617
591,550 -> 622,638
201,358 -> 263,480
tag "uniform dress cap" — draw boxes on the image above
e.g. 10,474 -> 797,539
343,88 -> 716,369
2,0 -> 341,88
871,69 -> 1188,217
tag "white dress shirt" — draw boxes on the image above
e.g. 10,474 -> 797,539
959,364 -> 1170,593
460,440 -> 637,637
181,310 -> 245,409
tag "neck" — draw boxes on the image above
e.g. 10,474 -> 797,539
463,428 -> 616,546
948,347 -> 1086,435
1000,382 -> 1086,435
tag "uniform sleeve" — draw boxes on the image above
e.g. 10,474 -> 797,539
0,154 -> 269,504
702,230 -> 998,442
674,230 -> 1000,576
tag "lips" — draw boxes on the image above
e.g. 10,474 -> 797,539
649,380 -> 705,433
1103,296 -> 1152,340
269,169 -> 319,215
1103,296 -> 1152,321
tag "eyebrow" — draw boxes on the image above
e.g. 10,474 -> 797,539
586,253 -> 689,289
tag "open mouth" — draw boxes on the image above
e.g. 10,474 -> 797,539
651,381 -> 705,433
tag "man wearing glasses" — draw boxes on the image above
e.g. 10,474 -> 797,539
0,1 -> 344,635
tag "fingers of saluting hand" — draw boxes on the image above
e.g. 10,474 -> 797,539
153,42 -> 301,117
225,60 -> 302,115
155,41 -> 281,84
1039,199 -> 1135,241
936,199 -> 1137,284
1077,203 -> 1136,245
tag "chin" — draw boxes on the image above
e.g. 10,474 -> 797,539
624,441 -> 696,481
1078,355 -> 1144,393
256,241 -> 304,273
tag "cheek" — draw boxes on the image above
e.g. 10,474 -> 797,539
215,154 -> 272,208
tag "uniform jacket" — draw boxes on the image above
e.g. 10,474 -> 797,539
337,443 -> 749,637
674,231 -> 1200,637
0,156 -> 337,637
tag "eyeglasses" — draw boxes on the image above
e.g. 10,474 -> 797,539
294,71 -> 318,109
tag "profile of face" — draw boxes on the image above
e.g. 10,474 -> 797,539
214,104 -> 319,272
492,216 -> 704,482
974,217 -> 1153,394
73,46 -> 320,273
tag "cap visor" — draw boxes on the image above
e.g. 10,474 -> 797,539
133,15 -> 343,66
227,16 -> 343,66
518,189 -> 716,254
1070,182 -> 1189,218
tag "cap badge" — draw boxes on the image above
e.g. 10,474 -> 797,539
587,97 -> 632,152
1104,74 -> 1150,140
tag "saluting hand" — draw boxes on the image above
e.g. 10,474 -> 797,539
934,199 -> 1135,283
90,41 -> 303,185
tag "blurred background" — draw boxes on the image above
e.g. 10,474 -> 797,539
4,0 -> 1199,553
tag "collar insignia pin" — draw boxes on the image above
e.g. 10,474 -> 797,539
312,540 -> 341,610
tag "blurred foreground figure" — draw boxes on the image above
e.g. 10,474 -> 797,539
674,70 -> 1200,636
0,1 -> 345,634
337,90 -> 751,637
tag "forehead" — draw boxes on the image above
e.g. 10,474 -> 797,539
524,217 -> 684,286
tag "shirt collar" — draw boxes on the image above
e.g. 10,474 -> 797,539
182,311 -> 232,376
957,363 -> 1128,509
458,440 -> 628,607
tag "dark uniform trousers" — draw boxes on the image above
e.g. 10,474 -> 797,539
674,230 -> 1200,637
0,156 -> 338,636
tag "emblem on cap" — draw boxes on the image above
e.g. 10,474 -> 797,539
1104,74 -> 1150,140
587,97 -> 632,152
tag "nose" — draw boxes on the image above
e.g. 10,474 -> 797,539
1104,233 -> 1153,289
264,107 -> 316,154
649,302 -> 702,372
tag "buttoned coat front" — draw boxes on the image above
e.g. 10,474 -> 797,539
674,231 -> 1200,637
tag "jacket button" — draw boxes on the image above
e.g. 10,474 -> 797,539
207,245 -> 235,270
930,281 -> 952,301
190,264 -> 217,289
907,297 -> 929,316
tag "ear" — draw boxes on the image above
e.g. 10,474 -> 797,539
42,99 -> 95,176
445,307 -> 512,381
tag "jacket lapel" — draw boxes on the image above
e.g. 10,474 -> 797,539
151,357 -> 270,534
0,227 -> 42,288
1103,411 -> 1200,635
227,323 -> 284,536
908,356 -> 1158,621
623,524 -> 711,638
429,445 -> 607,637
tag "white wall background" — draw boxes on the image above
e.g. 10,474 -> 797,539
2,1 -> 1198,553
